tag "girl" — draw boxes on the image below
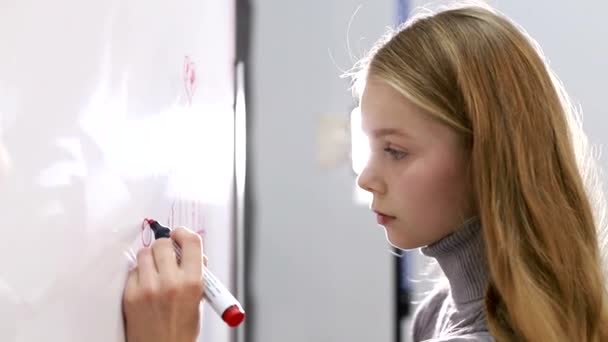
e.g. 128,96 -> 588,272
354,2 -> 608,341
122,2 -> 608,341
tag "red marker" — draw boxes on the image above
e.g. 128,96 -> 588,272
146,219 -> 245,327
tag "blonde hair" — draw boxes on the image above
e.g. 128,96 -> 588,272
349,2 -> 608,341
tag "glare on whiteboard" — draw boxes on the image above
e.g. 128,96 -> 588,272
79,86 -> 234,205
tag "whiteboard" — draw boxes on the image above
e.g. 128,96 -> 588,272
0,0 -> 236,341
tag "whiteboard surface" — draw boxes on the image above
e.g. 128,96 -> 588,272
0,0 -> 236,341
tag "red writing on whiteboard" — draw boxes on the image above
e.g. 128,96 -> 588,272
184,56 -> 197,105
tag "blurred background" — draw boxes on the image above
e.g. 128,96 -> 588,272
0,0 -> 606,342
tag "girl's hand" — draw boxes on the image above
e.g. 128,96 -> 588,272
123,227 -> 205,342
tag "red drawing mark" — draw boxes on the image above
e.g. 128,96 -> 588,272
152,56 -> 205,241
184,56 -> 197,105
165,197 -> 205,234
169,199 -> 177,227
141,218 -> 152,247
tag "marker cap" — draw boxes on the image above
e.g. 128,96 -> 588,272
222,305 -> 246,327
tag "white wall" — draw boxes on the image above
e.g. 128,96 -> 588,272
250,1 -> 396,342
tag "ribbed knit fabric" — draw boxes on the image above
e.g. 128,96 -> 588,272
411,217 -> 494,341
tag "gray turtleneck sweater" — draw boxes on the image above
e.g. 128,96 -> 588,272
411,218 -> 495,341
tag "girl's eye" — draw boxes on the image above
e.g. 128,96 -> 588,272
383,146 -> 408,160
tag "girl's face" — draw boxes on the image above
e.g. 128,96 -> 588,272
357,79 -> 475,249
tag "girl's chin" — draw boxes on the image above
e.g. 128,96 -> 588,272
383,228 -> 425,250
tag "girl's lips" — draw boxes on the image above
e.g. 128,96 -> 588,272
375,212 -> 396,225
